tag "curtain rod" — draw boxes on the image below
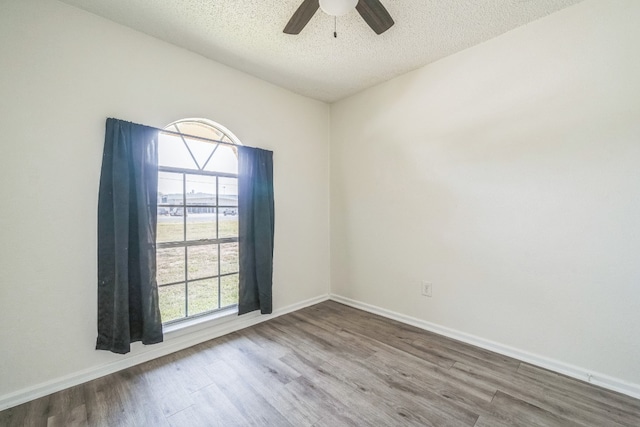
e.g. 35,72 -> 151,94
111,118 -> 264,150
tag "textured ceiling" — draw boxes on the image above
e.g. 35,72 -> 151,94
59,0 -> 583,102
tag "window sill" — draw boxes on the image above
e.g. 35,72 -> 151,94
162,306 -> 239,337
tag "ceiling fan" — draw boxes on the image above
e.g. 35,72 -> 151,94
284,0 -> 394,35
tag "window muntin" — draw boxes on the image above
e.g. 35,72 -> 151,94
156,119 -> 240,324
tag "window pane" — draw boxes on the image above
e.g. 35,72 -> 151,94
218,177 -> 238,204
187,278 -> 219,316
187,245 -> 218,280
204,144 -> 238,174
159,134 -> 197,169
185,174 -> 216,241
183,136 -> 219,170
157,216 -> 184,243
220,242 -> 239,275
159,284 -> 186,322
219,211 -> 238,239
174,121 -> 224,142
158,171 -> 184,202
157,247 -> 185,285
185,174 -> 216,206
221,274 -> 239,307
158,172 -> 185,243
219,177 -> 238,240
186,212 -> 216,241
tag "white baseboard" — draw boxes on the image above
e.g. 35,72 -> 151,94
0,294 -> 330,411
329,294 -> 640,400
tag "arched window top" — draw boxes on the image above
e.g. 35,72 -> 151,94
159,118 -> 241,174
165,118 -> 242,146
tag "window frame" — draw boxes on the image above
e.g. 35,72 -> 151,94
156,119 -> 241,325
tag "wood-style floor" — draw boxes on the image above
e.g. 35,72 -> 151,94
2,301 -> 639,426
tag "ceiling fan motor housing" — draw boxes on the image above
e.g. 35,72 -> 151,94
284,0 -> 394,36
319,0 -> 358,16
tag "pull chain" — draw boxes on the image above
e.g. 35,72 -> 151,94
334,16 -> 337,38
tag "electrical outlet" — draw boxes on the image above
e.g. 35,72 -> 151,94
421,281 -> 432,297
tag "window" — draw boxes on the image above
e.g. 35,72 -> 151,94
156,118 -> 241,323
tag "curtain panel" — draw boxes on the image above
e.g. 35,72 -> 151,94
96,118 -> 163,354
238,146 -> 275,315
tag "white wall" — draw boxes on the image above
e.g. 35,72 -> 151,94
330,0 -> 640,387
0,0 -> 329,401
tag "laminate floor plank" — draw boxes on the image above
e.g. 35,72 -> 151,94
241,327 -> 293,359
316,301 -> 522,375
286,312 -> 381,360
46,403 -> 87,427
83,374 -> 136,426
45,384 -> 84,423
449,361 -> 545,400
135,357 -> 196,421
483,390 -> 583,426
153,388 -> 194,419
211,357 -> 295,427
323,322 -> 500,406
255,320 -> 331,359
366,349 -> 497,413
166,381 -> 247,427
327,352 -> 480,426
301,375 -> 418,427
276,330 -> 477,426
513,364 -> 638,427
113,367 -> 170,426
410,335 -> 521,376
0,408 -> 10,427
254,323 -> 334,372
206,349 -> 316,426
166,349 -> 216,394
306,306 -> 460,369
452,361 -> 631,427
3,301 -> 639,426
225,335 -> 302,385
3,400 -> 38,427
278,351 -> 362,398
282,376 -> 360,426
517,362 -> 640,420
269,314 -> 371,362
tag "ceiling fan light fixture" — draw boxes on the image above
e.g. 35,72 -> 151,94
319,0 -> 358,16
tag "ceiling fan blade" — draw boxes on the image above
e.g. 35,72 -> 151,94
356,0 -> 394,35
284,0 -> 320,34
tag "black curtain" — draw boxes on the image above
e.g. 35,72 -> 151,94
238,146 -> 275,315
96,118 -> 163,354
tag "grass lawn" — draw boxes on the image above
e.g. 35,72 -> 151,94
157,216 -> 238,242
157,218 -> 239,322
158,274 -> 239,322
